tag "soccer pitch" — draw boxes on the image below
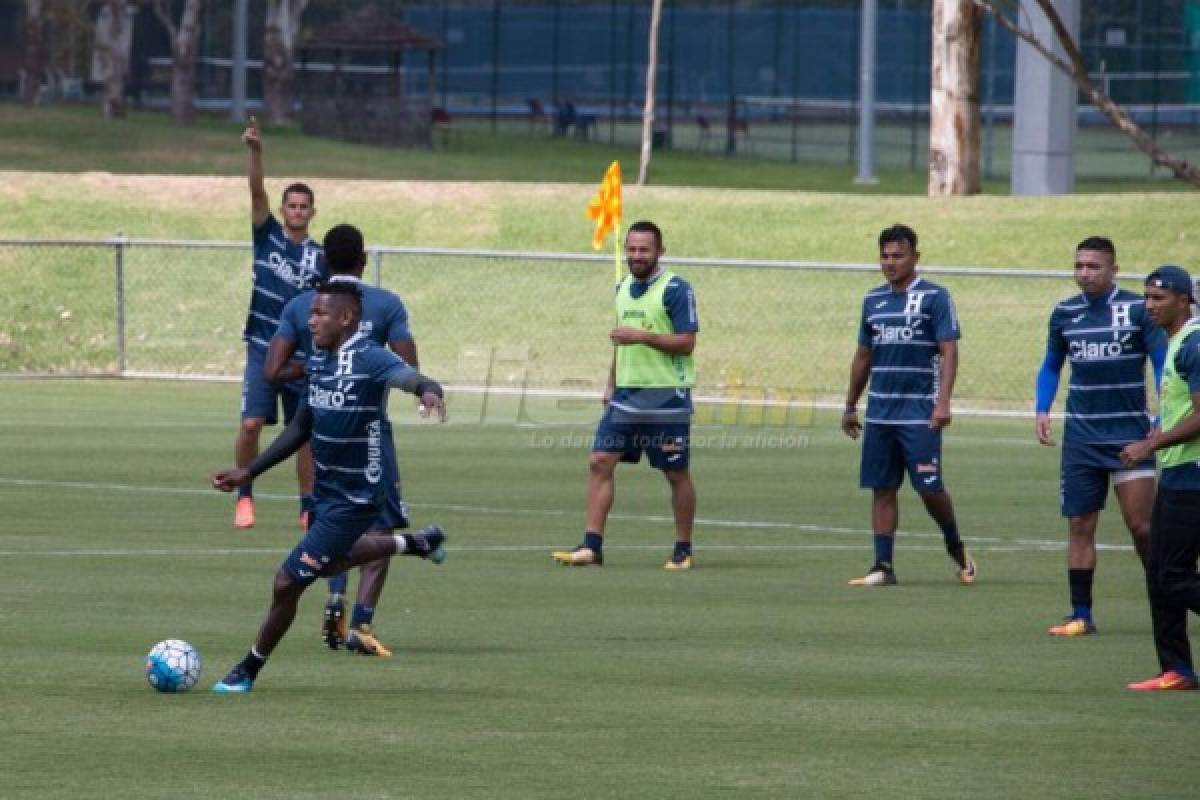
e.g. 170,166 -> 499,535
0,379 -> 1192,800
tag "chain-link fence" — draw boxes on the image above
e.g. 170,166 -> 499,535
0,238 -> 1158,417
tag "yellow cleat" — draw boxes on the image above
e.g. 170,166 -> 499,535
848,563 -> 897,586
664,554 -> 693,571
956,553 -> 977,586
551,546 -> 602,566
1127,670 -> 1198,691
346,625 -> 393,657
1047,617 -> 1097,637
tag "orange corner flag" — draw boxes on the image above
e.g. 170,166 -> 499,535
586,160 -> 622,251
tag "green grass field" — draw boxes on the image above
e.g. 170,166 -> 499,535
0,379 -> 1193,800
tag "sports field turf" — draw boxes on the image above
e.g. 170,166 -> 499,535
0,379 -> 1193,800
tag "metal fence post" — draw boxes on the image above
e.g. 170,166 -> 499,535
114,232 -> 127,375
373,248 -> 384,287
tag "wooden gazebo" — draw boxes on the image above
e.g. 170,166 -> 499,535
298,4 -> 445,147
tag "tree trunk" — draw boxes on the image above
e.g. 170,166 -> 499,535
154,0 -> 205,125
21,0 -> 47,106
263,0 -> 310,125
637,0 -> 664,186
94,1 -> 132,119
928,0 -> 982,195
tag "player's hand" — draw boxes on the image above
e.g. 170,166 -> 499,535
418,391 -> 447,422
241,115 -> 261,151
841,409 -> 861,439
930,402 -> 953,431
1035,412 -> 1055,446
1119,436 -> 1155,468
211,467 -> 251,492
609,326 -> 649,346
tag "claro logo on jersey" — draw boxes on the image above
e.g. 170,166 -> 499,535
872,321 -> 921,344
308,380 -> 354,409
365,420 -> 383,484
1071,332 -> 1132,360
267,248 -> 321,289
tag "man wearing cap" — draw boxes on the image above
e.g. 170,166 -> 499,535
1034,237 -> 1166,637
1120,265 -> 1200,692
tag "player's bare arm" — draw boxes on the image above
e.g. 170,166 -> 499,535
931,339 -> 958,430
842,345 -> 871,439
1120,389 -> 1200,467
263,334 -> 305,385
609,327 -> 695,355
242,115 -> 270,228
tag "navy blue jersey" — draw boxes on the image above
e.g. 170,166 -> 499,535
243,214 -> 327,352
305,334 -> 419,508
857,277 -> 960,425
277,279 -> 412,361
610,271 -> 699,418
1047,287 -> 1165,444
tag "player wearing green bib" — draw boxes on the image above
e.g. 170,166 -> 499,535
1120,266 -> 1200,692
552,221 -> 699,570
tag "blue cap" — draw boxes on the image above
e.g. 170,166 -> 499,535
1145,265 -> 1194,300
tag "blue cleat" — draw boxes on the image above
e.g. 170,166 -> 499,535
211,663 -> 254,694
408,525 -> 447,564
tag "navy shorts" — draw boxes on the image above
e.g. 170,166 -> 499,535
1060,441 -> 1155,518
859,422 -> 945,493
283,501 -> 380,586
592,406 -> 691,471
241,346 -> 302,425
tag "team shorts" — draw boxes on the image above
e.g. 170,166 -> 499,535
240,346 -> 303,425
592,406 -> 691,471
859,422 -> 945,493
1060,440 -> 1155,518
283,501 -> 381,586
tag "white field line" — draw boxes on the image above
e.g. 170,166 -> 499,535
0,476 -> 1129,554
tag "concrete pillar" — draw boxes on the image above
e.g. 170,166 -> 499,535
1011,0 -> 1080,195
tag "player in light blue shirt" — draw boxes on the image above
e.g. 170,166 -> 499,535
842,225 -> 974,587
232,117 -> 328,531
1034,236 -> 1166,637
266,224 -> 420,656
210,281 -> 448,693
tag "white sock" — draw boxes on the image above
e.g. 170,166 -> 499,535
250,646 -> 265,660
392,533 -> 408,554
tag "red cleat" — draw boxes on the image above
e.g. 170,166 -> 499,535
1126,671 -> 1198,692
233,497 -> 255,529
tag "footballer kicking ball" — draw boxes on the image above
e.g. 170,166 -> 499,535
144,639 -> 202,693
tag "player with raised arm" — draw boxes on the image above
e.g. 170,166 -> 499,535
210,281 -> 447,693
842,224 -> 974,587
232,115 -> 327,530
266,223 -> 421,656
1120,266 -> 1200,691
1035,237 -> 1166,637
551,221 -> 699,569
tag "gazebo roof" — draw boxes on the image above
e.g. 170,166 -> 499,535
303,4 -> 444,51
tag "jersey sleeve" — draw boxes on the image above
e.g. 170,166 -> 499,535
1045,308 -> 1067,357
663,278 -> 699,334
366,345 -> 420,387
857,298 -> 873,347
383,294 -> 412,342
1174,330 -> 1200,393
930,288 -> 961,342
252,213 -> 281,248
275,294 -> 305,343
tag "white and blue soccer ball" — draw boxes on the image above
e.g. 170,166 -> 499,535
144,639 -> 201,693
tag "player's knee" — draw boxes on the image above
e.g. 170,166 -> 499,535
588,453 -> 617,476
240,417 -> 265,436
272,570 -> 302,601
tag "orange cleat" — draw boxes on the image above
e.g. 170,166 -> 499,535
1126,671 -> 1198,692
233,497 -> 255,529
